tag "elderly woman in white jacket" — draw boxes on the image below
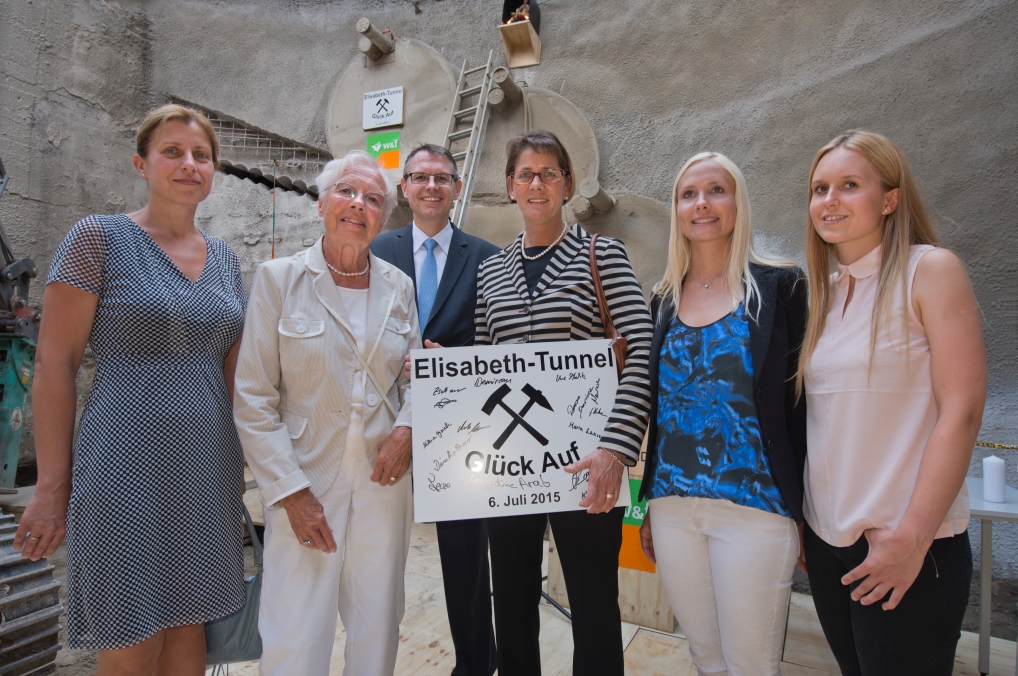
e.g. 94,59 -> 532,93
234,150 -> 421,676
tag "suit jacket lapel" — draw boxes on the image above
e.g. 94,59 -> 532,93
533,223 -> 583,299
428,225 -> 468,321
393,225 -> 417,294
502,233 -> 531,303
749,264 -> 776,388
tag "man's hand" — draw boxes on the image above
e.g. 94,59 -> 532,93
371,426 -> 413,486
405,339 -> 443,378
280,488 -> 337,552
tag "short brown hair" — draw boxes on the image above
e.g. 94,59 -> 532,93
404,144 -> 459,178
504,130 -> 574,201
136,104 -> 220,167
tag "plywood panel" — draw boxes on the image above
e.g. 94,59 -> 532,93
546,531 -> 568,608
242,483 -> 265,528
953,631 -> 1017,676
618,567 -> 676,633
622,629 -> 699,676
782,592 -> 841,673
548,531 -> 675,633
498,20 -> 542,68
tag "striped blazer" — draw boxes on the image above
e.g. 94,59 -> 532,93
474,223 -> 653,464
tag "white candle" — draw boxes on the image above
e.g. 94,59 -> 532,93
984,455 -> 1006,503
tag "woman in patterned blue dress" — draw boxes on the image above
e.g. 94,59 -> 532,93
14,105 -> 246,675
637,152 -> 808,675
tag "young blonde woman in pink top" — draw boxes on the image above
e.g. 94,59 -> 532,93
798,130 -> 986,675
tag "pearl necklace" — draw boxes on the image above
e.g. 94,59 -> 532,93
326,258 -> 370,277
521,222 -> 570,261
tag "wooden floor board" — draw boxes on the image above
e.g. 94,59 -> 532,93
208,518 -> 1016,675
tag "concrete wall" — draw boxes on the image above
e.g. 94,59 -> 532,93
0,0 -> 155,464
1,0 -> 1016,569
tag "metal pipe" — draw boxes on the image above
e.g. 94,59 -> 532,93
980,519 -> 991,675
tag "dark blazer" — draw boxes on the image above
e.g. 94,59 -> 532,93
638,263 -> 809,522
371,223 -> 500,347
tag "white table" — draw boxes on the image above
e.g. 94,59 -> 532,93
966,476 -> 1018,676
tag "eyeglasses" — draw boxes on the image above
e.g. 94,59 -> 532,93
328,183 -> 386,210
510,168 -> 569,185
404,172 -> 458,186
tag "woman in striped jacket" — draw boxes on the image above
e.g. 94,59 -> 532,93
475,130 -> 653,676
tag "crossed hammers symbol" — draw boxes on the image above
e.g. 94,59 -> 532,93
482,383 -> 554,450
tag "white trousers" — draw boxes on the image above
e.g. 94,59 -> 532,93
650,495 -> 798,676
258,448 -> 413,676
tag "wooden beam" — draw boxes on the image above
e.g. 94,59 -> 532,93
356,17 -> 394,59
579,177 -> 616,214
492,67 -> 523,104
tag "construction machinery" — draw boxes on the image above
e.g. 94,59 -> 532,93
0,157 -> 58,676
0,158 -> 41,490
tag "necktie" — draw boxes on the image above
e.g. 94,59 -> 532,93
418,239 -> 438,334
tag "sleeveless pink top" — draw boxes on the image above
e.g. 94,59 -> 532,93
804,244 -> 969,547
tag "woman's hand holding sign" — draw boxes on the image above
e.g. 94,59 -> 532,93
565,447 -> 625,514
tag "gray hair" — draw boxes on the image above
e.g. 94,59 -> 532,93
314,150 -> 398,221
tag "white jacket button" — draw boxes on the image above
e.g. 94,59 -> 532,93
297,324 -> 306,334
366,394 -> 379,407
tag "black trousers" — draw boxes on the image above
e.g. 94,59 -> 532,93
804,524 -> 972,676
436,518 -> 497,676
487,508 -> 625,676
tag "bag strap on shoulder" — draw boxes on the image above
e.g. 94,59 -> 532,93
588,234 -> 615,339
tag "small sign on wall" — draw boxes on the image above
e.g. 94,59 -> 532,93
367,131 -> 401,169
363,87 -> 404,130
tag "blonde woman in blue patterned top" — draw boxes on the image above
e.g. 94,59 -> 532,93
14,105 -> 246,674
638,152 -> 808,675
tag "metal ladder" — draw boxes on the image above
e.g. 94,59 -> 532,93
443,50 -> 495,228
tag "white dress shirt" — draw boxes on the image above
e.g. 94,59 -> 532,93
411,221 -> 453,301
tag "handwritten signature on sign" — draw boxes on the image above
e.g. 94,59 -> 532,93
569,469 -> 589,492
422,422 -> 452,449
428,473 -> 451,492
566,378 -> 603,419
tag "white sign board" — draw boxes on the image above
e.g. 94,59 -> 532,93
363,87 -> 404,130
411,340 -> 629,522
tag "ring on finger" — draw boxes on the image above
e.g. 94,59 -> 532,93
302,539 -> 313,546
388,476 -> 396,483
606,493 -> 613,499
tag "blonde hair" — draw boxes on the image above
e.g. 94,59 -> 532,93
654,152 -> 792,320
136,104 -> 220,167
794,130 -> 939,398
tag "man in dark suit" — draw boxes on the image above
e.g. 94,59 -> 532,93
371,144 -> 500,676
